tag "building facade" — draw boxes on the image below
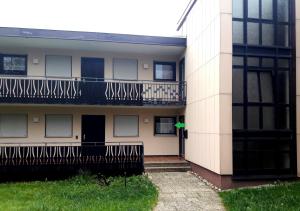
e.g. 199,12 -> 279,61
178,0 -> 300,188
0,0 -> 299,188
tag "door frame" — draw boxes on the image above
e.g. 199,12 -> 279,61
81,115 -> 106,144
179,115 -> 185,157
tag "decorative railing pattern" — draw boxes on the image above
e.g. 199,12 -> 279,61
0,142 -> 144,175
0,76 -> 186,106
0,77 -> 80,99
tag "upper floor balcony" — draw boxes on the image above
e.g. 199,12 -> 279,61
0,76 -> 186,106
0,27 -> 187,107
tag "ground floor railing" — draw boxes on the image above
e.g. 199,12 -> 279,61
0,142 -> 144,180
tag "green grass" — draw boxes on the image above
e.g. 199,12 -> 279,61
219,182 -> 300,211
0,173 -> 158,211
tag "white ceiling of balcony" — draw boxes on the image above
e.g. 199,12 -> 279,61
0,36 -> 185,57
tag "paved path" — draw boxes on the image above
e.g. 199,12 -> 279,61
148,172 -> 225,211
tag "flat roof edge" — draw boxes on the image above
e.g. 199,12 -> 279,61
0,27 -> 186,47
176,0 -> 197,31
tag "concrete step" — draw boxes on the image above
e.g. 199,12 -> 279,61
145,166 -> 191,173
144,160 -> 191,172
144,162 -> 190,168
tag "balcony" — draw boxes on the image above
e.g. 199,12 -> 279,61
0,76 -> 186,106
0,142 -> 144,179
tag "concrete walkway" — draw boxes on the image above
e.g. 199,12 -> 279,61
148,172 -> 225,211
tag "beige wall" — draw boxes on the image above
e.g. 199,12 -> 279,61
0,47 -> 180,81
182,0 -> 232,175
296,0 -> 300,176
0,105 -> 182,156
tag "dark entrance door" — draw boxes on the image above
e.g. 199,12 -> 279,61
179,115 -> 185,157
81,115 -> 105,155
81,57 -> 105,104
81,57 -> 104,79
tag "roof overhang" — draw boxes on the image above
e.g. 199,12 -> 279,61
0,27 -> 186,56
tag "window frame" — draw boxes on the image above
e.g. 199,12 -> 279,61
112,58 -> 138,80
0,114 -> 28,138
45,55 -> 73,78
113,115 -> 139,137
154,116 -> 177,136
153,61 -> 176,81
0,54 -> 27,75
45,114 -> 73,138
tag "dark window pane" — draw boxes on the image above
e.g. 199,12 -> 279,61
247,152 -> 261,169
278,107 -> 290,129
248,0 -> 259,18
233,140 -> 244,151
278,59 -> 290,68
233,106 -> 244,129
262,152 -> 276,169
262,0 -> 273,19
247,57 -> 259,66
278,71 -> 289,103
3,56 -> 26,71
233,56 -> 244,66
278,153 -> 290,169
277,25 -> 289,47
263,107 -> 275,129
278,0 -> 289,22
233,150 -> 245,170
3,57 -> 12,70
262,24 -> 274,46
247,22 -> 259,45
248,107 -> 260,129
260,72 -> 273,103
154,63 -> 175,80
154,117 -> 176,134
247,72 -> 259,102
262,58 -> 274,67
233,68 -> 244,103
233,0 -> 244,18
233,21 -> 244,44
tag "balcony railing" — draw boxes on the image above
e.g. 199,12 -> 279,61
0,142 -> 144,179
0,76 -> 186,106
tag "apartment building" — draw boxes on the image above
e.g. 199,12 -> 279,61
0,0 -> 299,188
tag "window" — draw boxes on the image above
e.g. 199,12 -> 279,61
154,61 -> 176,81
46,55 -> 72,77
154,117 -> 176,135
233,21 -> 244,44
45,115 -> 73,137
248,0 -> 259,19
114,115 -> 139,137
0,114 -> 27,137
113,58 -> 138,80
233,0 -> 243,18
262,0 -> 273,20
1,55 -> 27,75
247,22 -> 259,45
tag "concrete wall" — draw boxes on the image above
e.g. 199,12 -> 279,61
0,47 -> 180,81
0,105 -> 182,155
182,0 -> 232,175
296,0 -> 300,176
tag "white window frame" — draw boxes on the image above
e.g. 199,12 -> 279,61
0,114 -> 28,138
45,114 -> 73,138
113,58 -> 138,80
113,115 -> 139,137
45,55 -> 72,78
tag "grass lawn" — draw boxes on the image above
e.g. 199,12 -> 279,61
219,182 -> 300,211
0,173 -> 158,211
